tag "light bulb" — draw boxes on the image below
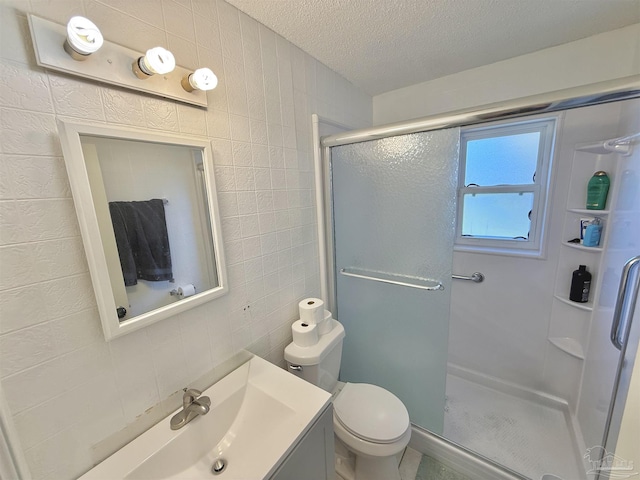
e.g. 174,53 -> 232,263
64,16 -> 103,61
132,47 -> 175,79
181,68 -> 218,92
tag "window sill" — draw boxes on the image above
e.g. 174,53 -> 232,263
453,243 -> 546,259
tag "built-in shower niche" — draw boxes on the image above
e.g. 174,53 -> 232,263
562,213 -> 607,253
548,139 -> 621,400
565,143 -> 618,210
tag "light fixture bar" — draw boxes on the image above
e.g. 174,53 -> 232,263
28,14 -> 208,108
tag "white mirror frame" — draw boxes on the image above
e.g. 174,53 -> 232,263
57,120 -> 228,340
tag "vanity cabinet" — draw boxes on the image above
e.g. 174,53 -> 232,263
271,404 -> 336,480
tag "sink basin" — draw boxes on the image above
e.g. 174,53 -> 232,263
80,355 -> 331,479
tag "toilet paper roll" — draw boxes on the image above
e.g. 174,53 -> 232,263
292,320 -> 319,347
299,298 -> 324,325
177,284 -> 196,299
317,309 -> 334,335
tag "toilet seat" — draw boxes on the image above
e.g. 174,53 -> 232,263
333,383 -> 410,444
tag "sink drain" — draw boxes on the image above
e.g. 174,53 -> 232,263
211,458 -> 227,475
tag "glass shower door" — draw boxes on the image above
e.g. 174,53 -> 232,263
331,129 -> 460,432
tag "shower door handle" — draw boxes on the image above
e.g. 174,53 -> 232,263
610,255 -> 640,350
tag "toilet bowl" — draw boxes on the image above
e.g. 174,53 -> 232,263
284,319 -> 411,480
333,383 -> 411,480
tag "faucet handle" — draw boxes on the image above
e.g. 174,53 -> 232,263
183,388 -> 201,397
182,388 -> 202,407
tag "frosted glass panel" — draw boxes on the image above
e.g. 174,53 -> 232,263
332,128 -> 460,433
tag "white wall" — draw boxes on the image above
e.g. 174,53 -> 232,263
373,23 -> 640,125
0,1 -> 371,478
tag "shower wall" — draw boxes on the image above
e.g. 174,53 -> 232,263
452,102 -> 627,405
448,250 -> 558,389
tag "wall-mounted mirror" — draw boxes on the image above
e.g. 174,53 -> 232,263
58,120 -> 227,340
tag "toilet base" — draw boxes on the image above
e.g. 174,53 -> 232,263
334,435 -> 402,480
355,454 -> 401,480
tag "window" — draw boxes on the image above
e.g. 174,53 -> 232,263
455,118 -> 557,257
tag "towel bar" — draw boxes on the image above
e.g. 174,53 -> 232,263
339,267 -> 444,291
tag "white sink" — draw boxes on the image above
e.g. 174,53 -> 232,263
80,355 -> 331,480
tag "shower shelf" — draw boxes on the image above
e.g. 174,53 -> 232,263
548,337 -> 584,360
562,242 -> 603,253
553,294 -> 593,312
574,142 -> 612,155
566,208 -> 610,216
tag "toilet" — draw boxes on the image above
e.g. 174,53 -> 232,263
285,320 -> 411,480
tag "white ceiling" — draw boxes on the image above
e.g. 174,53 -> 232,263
225,0 -> 640,96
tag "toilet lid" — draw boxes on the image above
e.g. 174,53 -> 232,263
333,383 -> 410,443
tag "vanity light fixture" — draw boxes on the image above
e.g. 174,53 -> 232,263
132,47 -> 176,79
181,67 -> 218,92
29,14 -> 209,106
63,16 -> 104,61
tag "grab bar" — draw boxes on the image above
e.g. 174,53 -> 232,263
610,255 -> 640,350
452,272 -> 485,283
339,268 -> 444,291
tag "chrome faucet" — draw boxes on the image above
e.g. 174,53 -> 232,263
170,388 -> 211,430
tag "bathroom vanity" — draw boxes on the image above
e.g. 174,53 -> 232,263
79,355 -> 335,480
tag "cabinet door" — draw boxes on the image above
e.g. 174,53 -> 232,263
270,406 -> 335,480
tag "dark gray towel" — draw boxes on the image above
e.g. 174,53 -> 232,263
109,199 -> 173,286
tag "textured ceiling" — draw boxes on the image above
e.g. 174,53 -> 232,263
225,0 -> 640,96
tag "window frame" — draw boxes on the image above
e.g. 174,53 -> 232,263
455,116 -> 558,258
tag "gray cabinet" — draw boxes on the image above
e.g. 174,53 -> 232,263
271,405 -> 335,480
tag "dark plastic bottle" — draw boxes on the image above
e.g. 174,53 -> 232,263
569,265 -> 591,303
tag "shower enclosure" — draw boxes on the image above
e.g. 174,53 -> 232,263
319,79 -> 640,480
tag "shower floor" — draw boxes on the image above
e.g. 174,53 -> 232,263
443,374 -> 583,480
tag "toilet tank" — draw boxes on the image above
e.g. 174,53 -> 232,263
284,320 -> 345,392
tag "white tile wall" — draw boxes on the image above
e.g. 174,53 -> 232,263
0,1 -> 372,478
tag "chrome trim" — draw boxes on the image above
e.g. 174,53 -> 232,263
409,424 -> 527,480
211,458 -> 227,475
288,364 -> 303,372
323,144 -> 338,314
170,388 -> 211,430
452,272 -> 485,283
322,76 -> 640,147
339,268 -> 444,291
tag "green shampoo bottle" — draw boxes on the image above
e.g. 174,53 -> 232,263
586,171 -> 610,210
